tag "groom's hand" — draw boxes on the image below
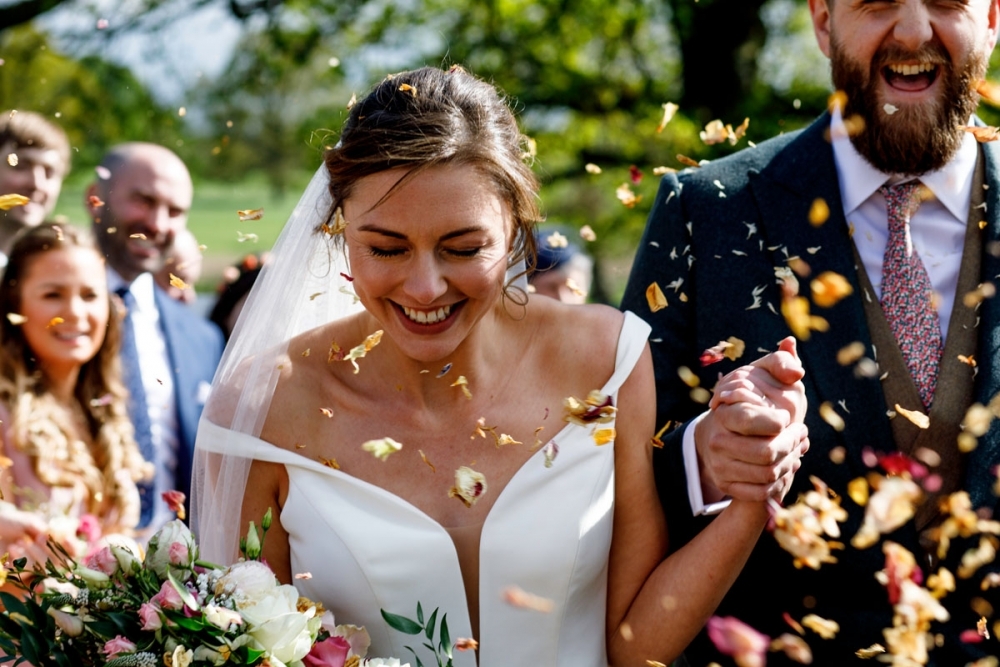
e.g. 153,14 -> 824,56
695,337 -> 809,503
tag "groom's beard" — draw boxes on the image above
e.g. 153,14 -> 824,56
830,35 -> 986,176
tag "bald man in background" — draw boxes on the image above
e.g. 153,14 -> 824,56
87,143 -> 223,533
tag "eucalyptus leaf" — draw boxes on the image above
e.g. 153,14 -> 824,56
416,601 -> 424,625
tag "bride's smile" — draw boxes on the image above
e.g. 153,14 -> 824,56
344,164 -> 511,363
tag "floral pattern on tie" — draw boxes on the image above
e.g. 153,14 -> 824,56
878,181 -> 942,409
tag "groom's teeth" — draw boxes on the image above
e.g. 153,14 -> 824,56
888,63 -> 935,76
403,305 -> 452,324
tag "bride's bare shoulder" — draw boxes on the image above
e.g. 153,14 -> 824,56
523,297 -> 626,380
203,314 -> 368,428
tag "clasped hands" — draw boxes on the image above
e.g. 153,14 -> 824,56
694,337 -> 809,504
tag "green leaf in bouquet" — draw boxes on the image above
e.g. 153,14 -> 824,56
403,646 -> 425,667
11,558 -> 26,570
166,570 -> 200,611
424,607 -> 437,642
162,610 -> 207,632
416,602 -> 424,625
380,609 -> 423,635
439,614 -> 452,661
17,626 -> 46,667
0,593 -> 31,622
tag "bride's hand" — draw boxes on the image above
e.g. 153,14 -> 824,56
695,337 -> 809,503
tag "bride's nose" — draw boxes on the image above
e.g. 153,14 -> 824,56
402,253 -> 448,305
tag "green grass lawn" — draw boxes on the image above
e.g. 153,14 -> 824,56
51,174 -> 313,291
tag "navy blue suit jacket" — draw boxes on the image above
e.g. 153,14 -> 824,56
621,115 -> 1000,665
152,287 -> 224,507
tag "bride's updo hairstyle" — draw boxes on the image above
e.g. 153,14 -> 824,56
322,65 -> 541,299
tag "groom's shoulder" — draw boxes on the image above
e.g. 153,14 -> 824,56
674,119 -> 820,197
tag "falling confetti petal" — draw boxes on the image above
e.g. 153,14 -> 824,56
449,466 -> 487,507
361,437 -> 402,462
237,208 -> 264,221
895,404 -> 930,429
343,330 -> 383,373
656,102 -> 679,133
502,585 -> 554,613
646,282 -> 668,312
169,273 -> 188,290
6,313 -> 26,325
451,375 -> 472,399
0,194 -> 29,210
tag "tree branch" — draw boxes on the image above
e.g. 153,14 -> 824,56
0,0 -> 70,32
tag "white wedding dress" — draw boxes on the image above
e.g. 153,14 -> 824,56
196,313 -> 650,666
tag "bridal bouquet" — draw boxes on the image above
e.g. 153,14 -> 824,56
0,512 -> 402,667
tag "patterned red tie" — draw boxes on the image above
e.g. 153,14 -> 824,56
878,181 -> 942,409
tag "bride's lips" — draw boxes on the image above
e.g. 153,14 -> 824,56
393,300 -> 464,334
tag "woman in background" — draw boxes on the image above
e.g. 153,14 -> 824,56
0,223 -> 151,560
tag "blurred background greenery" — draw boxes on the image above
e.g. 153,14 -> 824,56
4,0 -> 1000,302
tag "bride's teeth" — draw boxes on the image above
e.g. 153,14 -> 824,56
403,304 -> 452,324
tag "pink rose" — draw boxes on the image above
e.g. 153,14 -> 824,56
168,541 -> 189,565
138,602 -> 162,631
85,547 -> 118,576
706,616 -> 769,667
103,636 -> 136,659
151,580 -> 185,611
76,514 -> 102,545
303,636 -> 350,667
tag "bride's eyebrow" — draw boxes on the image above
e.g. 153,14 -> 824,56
354,224 -> 489,241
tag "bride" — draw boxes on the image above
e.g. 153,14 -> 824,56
193,65 -> 808,666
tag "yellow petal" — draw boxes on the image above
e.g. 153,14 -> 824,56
0,194 -> 29,211
646,282 -> 668,313
895,404 -> 930,429
237,208 -> 264,221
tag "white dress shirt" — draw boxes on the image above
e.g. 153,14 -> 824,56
684,110 -> 978,516
107,269 -> 180,533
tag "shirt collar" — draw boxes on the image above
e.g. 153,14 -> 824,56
830,108 -> 978,220
107,268 -> 157,313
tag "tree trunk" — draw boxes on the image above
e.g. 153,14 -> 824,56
672,0 -> 769,121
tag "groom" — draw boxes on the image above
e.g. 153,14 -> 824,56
623,0 -> 1000,664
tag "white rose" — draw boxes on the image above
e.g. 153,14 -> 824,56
240,585 -> 317,666
204,605 -> 243,631
41,578 -> 79,598
214,561 -> 279,607
145,520 -> 196,579
193,646 -> 227,666
172,645 -> 193,667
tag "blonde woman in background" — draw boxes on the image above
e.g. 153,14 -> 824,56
0,223 -> 151,561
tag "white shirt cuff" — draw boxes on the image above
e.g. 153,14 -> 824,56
683,412 -> 732,516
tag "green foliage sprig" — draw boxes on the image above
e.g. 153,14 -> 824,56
380,603 -> 455,667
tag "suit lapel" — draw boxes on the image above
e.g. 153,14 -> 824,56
969,136 -> 1000,508
747,116 -> 896,456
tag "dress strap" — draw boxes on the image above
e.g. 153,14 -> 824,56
601,311 -> 651,396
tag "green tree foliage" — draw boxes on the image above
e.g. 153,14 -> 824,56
0,25 -> 184,185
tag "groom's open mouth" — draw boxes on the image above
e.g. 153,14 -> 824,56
882,62 -> 940,94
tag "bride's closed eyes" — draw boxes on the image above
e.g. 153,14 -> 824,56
367,245 -> 484,259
